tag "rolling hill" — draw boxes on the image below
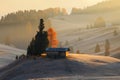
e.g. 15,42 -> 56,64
0,44 -> 26,68
71,0 -> 120,14
50,16 -> 120,55
0,54 -> 120,80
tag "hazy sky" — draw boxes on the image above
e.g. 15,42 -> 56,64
0,0 -> 106,17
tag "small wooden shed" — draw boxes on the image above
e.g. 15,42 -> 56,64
46,48 -> 70,59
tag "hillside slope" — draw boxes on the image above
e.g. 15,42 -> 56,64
51,17 -> 120,54
71,0 -> 120,14
0,54 -> 120,80
0,44 -> 26,68
70,0 -> 120,25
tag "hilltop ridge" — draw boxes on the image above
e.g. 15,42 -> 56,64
0,54 -> 120,80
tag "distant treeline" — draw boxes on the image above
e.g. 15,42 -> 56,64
0,8 -> 68,25
71,0 -> 120,14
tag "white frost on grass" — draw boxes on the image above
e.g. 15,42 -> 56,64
0,44 -> 26,68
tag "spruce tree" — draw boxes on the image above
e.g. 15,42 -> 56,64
95,43 -> 101,53
27,38 -> 35,56
27,19 -> 49,56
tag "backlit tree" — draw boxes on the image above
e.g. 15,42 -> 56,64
27,19 -> 49,56
47,27 -> 58,48
105,39 -> 110,56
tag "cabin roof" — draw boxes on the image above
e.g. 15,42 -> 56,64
46,48 -> 70,52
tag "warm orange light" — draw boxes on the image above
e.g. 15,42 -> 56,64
66,51 -> 69,57
41,53 -> 47,58
48,27 -> 58,48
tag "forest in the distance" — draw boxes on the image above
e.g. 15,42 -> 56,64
71,0 -> 120,14
0,8 -> 67,26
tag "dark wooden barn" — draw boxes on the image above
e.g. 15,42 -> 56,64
46,48 -> 70,59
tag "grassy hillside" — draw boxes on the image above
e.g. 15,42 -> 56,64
0,54 -> 120,80
0,44 -> 26,68
50,15 -> 120,55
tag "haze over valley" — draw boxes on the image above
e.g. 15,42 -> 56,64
0,0 -> 120,80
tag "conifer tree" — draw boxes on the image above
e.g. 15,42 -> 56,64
105,39 -> 110,56
27,38 -> 35,56
95,43 -> 101,53
27,19 -> 49,56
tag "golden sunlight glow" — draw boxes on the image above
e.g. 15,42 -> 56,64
66,51 -> 69,57
41,53 -> 47,58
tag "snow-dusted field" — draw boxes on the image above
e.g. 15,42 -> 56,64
0,44 -> 26,68
0,54 -> 120,80
50,15 -> 120,55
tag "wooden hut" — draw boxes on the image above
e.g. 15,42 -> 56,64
46,48 -> 70,59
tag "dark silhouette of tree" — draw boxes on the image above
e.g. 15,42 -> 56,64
95,43 -> 101,53
105,39 -> 110,56
15,55 -> 19,60
27,38 -> 35,55
27,19 -> 49,56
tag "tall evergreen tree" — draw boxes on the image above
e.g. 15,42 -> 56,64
27,19 -> 49,56
27,38 -> 35,56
